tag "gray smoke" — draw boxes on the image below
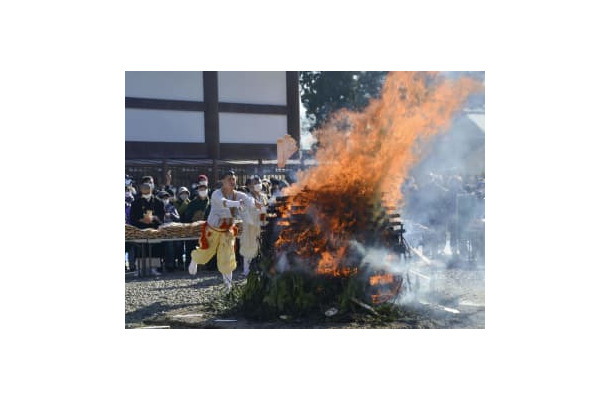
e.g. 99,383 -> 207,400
401,72 -> 485,264
393,72 -> 485,313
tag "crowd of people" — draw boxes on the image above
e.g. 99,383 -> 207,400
126,168 -> 485,284
403,171 -> 485,261
125,171 -> 282,287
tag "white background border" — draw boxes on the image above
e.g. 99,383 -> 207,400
3,1 -> 609,399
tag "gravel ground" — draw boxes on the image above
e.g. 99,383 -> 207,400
125,262 -> 485,329
125,269 -> 236,328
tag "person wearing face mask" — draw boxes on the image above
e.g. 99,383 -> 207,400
166,188 -> 176,204
175,187 -> 191,217
239,175 -> 268,276
130,181 -> 164,229
158,190 -> 180,272
139,175 -> 160,197
183,179 -> 211,223
261,178 -> 272,197
129,181 -> 165,275
173,187 -> 191,269
183,176 -> 212,269
189,174 -> 209,201
158,190 -> 180,224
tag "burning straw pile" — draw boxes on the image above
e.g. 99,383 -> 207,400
239,72 -> 482,320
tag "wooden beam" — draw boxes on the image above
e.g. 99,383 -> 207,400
125,142 -> 209,159
218,102 -> 287,115
124,97 -> 290,115
125,97 -> 205,111
125,142 -> 282,161
219,143 -> 277,160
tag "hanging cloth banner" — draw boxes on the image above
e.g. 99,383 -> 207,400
277,134 -> 299,168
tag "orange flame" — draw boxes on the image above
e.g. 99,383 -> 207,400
369,274 -> 395,286
285,72 -> 482,208
274,72 -> 482,277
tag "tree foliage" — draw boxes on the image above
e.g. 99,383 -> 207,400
299,71 -> 388,130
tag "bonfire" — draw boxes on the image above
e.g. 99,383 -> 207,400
239,72 -> 482,319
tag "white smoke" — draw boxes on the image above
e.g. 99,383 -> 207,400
401,72 -> 485,269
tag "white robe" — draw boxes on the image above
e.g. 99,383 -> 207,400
239,192 -> 266,261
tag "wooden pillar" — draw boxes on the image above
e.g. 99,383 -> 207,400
204,71 -> 220,183
286,71 -> 301,149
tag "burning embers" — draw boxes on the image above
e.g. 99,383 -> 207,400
268,187 -> 408,304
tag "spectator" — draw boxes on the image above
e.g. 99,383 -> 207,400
125,190 -> 134,224
269,178 -> 288,203
189,174 -> 210,200
189,182 -> 199,200
130,181 -> 165,275
239,175 -> 268,276
409,172 -> 449,257
159,190 -> 180,224
125,189 -> 136,272
183,179 -> 211,223
125,174 -> 137,197
140,175 -> 158,196
447,175 -> 466,256
158,169 -> 176,194
261,178 -> 272,197
173,186 -> 191,269
166,188 -> 175,202
158,190 -> 180,272
476,177 -> 485,200
175,186 -> 191,218
130,181 -> 164,229
183,176 -> 211,268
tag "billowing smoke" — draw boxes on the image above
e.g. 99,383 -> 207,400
395,72 -> 485,312
401,72 -> 485,266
